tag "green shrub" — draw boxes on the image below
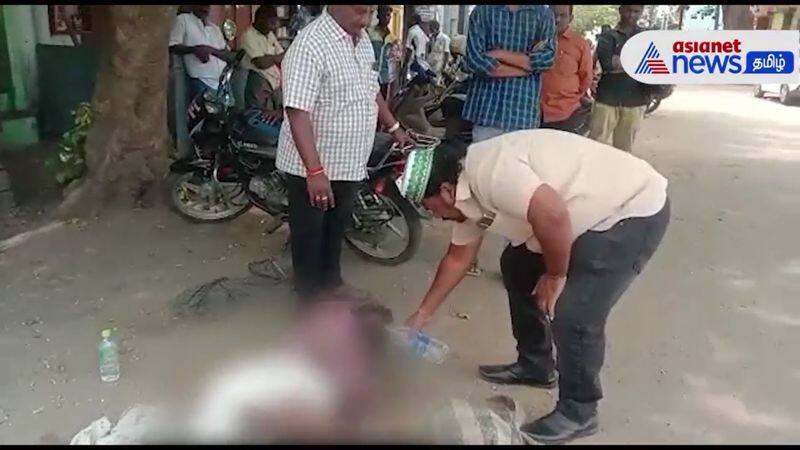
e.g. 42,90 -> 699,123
46,102 -> 93,185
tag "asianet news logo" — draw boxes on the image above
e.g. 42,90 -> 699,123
621,30 -> 800,84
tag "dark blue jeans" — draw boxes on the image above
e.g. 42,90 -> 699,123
500,199 -> 670,421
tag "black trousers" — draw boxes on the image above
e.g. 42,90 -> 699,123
285,174 -> 360,300
500,200 -> 670,421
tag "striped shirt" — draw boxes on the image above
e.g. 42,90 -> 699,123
463,5 -> 556,131
277,10 -> 380,181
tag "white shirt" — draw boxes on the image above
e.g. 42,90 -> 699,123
277,11 -> 379,182
169,13 -> 227,90
241,26 -> 284,91
427,32 -> 451,73
451,129 -> 669,253
406,24 -> 429,62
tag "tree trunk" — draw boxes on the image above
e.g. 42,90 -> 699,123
722,5 -> 755,30
59,5 -> 177,218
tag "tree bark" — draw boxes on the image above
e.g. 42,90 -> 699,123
59,5 -> 177,218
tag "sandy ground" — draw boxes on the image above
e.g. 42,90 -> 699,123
1,85 -> 800,444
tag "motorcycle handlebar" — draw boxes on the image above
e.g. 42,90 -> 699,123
234,49 -> 246,65
391,130 -> 440,154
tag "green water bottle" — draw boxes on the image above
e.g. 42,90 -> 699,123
98,328 -> 120,382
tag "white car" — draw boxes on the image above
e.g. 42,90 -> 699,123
754,82 -> 800,105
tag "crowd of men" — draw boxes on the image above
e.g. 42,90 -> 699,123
168,4 -> 669,445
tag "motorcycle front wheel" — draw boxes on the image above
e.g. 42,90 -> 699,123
166,172 -> 252,223
345,183 -> 422,266
645,98 -> 661,115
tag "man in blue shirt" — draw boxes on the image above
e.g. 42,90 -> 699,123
464,5 -> 556,143
462,4 -> 556,276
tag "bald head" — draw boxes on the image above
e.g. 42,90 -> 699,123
327,4 -> 372,37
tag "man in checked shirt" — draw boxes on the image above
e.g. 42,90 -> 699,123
463,5 -> 557,276
277,5 -> 411,302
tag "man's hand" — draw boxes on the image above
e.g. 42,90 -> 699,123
405,307 -> 433,333
531,41 -> 547,52
486,49 -> 533,73
486,49 -> 505,60
533,274 -> 567,320
261,110 -> 283,125
391,127 -> 414,148
306,173 -> 334,211
193,45 -> 212,63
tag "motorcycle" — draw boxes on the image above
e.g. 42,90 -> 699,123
391,59 -> 444,136
424,56 -> 470,128
167,49 -> 439,265
440,76 -> 472,144
645,84 -> 674,116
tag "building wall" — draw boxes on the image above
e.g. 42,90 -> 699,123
32,5 -> 74,46
3,5 -> 39,111
441,5 -> 460,37
0,5 -> 96,110
776,6 -> 799,29
771,12 -> 784,29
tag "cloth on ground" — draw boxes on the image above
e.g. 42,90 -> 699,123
430,395 -> 538,445
69,405 -> 163,445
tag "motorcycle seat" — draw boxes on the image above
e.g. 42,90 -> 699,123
231,111 -> 281,148
441,95 -> 465,118
368,132 -> 395,167
232,126 -> 274,144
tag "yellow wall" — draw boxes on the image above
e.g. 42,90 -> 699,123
389,5 -> 403,39
770,7 -> 800,29
771,12 -> 785,29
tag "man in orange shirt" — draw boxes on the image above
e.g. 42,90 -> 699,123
540,5 -> 593,133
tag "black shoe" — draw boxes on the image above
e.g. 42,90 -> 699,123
478,363 -> 514,375
520,409 -> 599,445
477,362 -> 557,389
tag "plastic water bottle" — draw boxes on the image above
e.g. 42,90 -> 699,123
98,328 -> 120,382
388,326 -> 449,364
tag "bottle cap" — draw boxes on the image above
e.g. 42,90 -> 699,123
101,329 -> 111,339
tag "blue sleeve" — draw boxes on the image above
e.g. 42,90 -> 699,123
465,7 -> 499,77
529,8 -> 556,72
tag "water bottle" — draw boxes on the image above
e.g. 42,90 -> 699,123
388,326 -> 449,364
98,328 -> 120,382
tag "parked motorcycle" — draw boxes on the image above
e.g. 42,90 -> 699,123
424,56 -> 470,128
167,49 -> 439,265
391,59 -> 441,136
440,76 -> 472,144
645,84 -> 675,116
